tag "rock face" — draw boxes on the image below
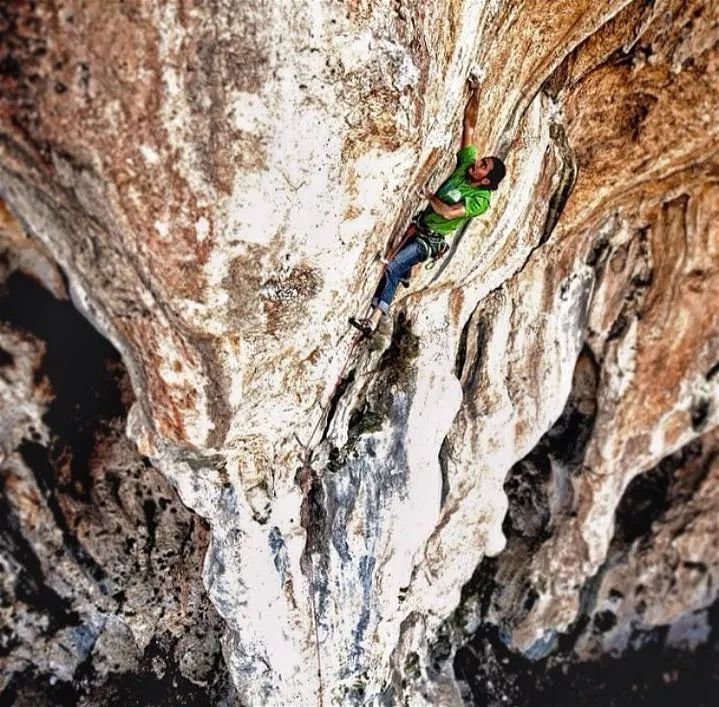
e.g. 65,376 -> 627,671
1,1 -> 717,705
0,225 -> 234,704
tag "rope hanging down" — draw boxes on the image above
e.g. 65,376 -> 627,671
298,225 -> 414,460
293,226 -> 416,705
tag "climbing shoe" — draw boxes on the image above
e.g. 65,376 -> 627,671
349,317 -> 375,338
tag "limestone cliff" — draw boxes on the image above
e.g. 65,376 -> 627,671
0,1 -> 717,705
0,204 -> 235,704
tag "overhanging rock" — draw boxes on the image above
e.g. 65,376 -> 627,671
1,1 -> 717,704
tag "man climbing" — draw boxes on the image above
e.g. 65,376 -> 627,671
350,79 -> 506,338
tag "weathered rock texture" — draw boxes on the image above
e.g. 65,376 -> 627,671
0,0 -> 717,705
0,222 -> 234,704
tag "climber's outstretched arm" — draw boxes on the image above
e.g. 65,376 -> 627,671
461,80 -> 480,150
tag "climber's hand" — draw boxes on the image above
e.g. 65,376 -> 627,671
463,73 -> 482,148
467,69 -> 483,91
417,186 -> 433,200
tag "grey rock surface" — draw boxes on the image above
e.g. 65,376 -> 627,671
0,239 -> 234,705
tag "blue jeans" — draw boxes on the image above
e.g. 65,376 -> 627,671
372,237 -> 427,313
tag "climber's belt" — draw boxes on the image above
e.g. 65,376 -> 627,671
411,218 -> 449,262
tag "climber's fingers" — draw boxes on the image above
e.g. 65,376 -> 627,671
467,69 -> 483,90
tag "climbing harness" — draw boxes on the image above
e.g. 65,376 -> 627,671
409,216 -> 450,270
382,217 -> 449,274
416,233 -> 449,268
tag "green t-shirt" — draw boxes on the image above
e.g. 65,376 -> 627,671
420,145 -> 491,237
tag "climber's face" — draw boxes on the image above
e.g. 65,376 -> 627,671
468,156 -> 493,185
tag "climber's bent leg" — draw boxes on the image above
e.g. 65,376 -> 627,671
373,238 -> 427,313
350,237 -> 426,337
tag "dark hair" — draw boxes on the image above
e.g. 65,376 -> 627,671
486,156 -> 506,190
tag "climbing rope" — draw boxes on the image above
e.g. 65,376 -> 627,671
298,223 -> 416,459
294,224 -> 418,703
295,337 -> 359,702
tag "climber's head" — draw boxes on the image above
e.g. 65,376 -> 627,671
468,156 -> 506,190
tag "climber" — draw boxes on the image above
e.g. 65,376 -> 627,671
349,78 -> 506,338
